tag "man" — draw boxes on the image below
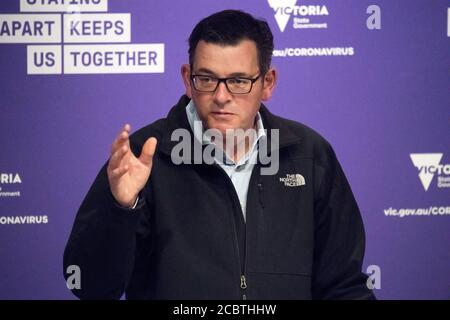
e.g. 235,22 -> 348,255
64,10 -> 375,300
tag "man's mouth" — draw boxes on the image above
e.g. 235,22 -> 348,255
211,111 -> 235,116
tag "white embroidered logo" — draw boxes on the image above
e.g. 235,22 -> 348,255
279,174 -> 305,187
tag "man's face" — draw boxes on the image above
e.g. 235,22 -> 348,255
182,40 -> 276,134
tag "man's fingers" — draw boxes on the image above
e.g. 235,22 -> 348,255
111,130 -> 129,154
123,124 -> 131,133
109,145 -> 128,169
109,164 -> 129,179
111,124 -> 132,154
139,137 -> 158,166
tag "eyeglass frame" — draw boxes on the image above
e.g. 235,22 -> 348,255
190,73 -> 262,94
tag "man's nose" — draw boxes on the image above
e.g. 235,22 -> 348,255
213,81 -> 232,106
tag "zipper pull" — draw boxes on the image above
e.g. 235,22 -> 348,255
240,275 -> 247,289
240,275 -> 247,300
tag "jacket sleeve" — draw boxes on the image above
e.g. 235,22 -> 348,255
312,145 -> 376,300
63,162 -> 150,300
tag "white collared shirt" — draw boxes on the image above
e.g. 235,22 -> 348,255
186,100 -> 266,221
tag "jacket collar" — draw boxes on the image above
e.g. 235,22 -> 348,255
159,95 -> 302,156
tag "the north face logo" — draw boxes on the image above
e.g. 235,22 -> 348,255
280,174 -> 306,187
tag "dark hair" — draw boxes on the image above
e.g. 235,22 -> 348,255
188,10 -> 274,75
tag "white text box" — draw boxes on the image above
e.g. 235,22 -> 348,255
64,14 -> 130,43
20,0 -> 108,13
0,14 -> 61,43
64,44 -> 164,74
27,45 -> 62,74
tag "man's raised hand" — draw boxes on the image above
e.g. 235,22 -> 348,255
107,124 -> 157,207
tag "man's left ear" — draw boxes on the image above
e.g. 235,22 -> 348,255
261,68 -> 277,101
181,64 -> 193,98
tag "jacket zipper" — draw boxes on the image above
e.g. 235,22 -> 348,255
240,274 -> 247,300
213,163 -> 248,300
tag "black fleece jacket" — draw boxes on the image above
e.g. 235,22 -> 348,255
63,95 -> 375,300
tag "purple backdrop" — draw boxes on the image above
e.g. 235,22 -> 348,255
0,0 -> 449,299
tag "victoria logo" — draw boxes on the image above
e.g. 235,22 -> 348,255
410,153 -> 450,191
0,172 -> 22,198
0,173 -> 22,184
267,0 -> 329,32
268,0 -> 297,32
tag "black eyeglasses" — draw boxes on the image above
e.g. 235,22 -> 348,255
191,73 -> 261,94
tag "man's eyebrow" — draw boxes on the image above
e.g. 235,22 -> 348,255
194,68 -> 216,75
194,68 -> 252,78
228,72 -> 251,77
